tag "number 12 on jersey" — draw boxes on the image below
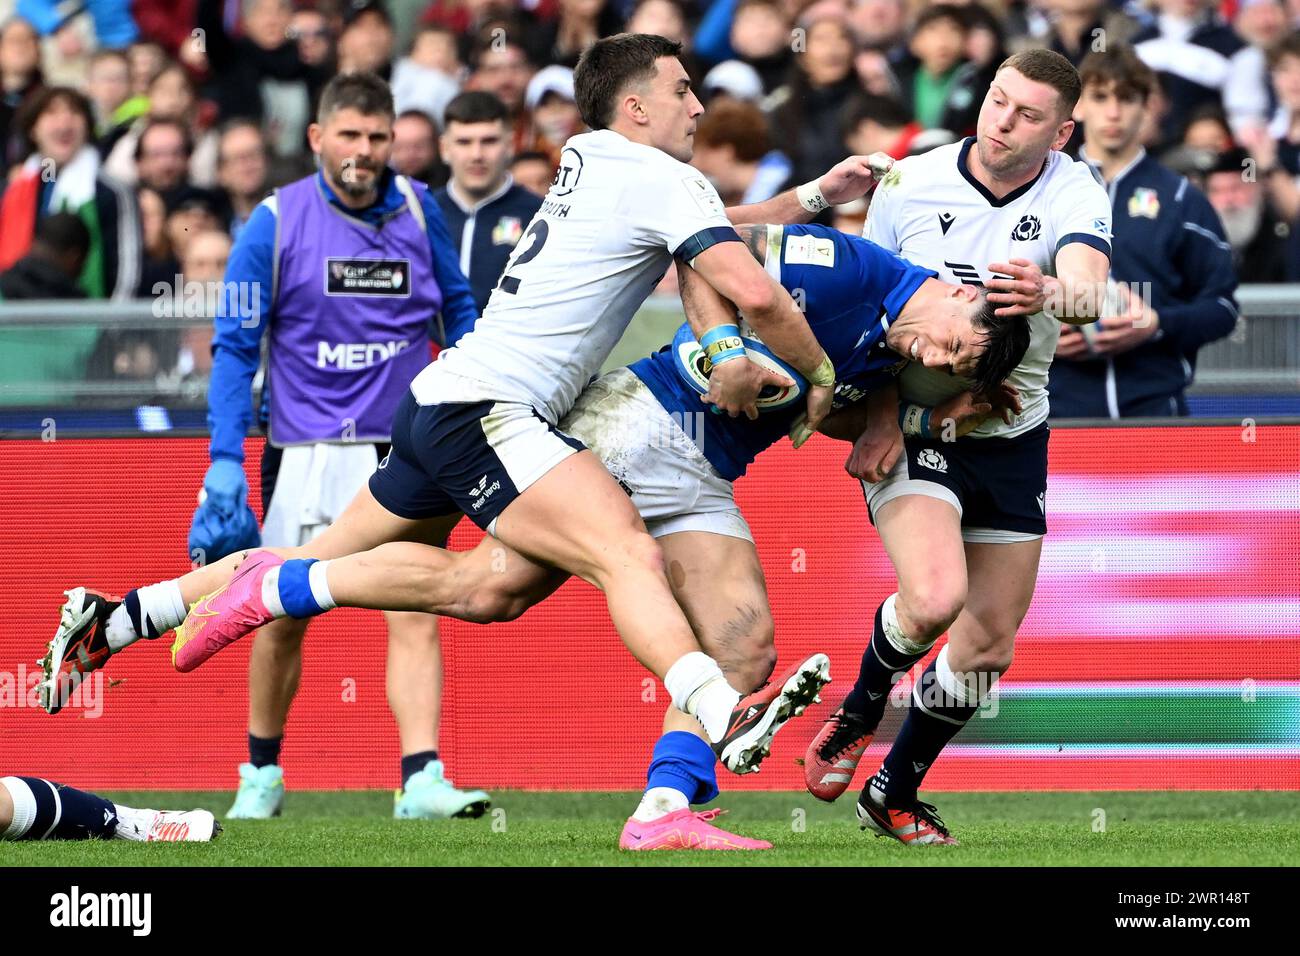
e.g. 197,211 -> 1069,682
496,220 -> 549,294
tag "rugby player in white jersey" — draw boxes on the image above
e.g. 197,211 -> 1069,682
799,49 -> 1113,845
39,35 -> 889,788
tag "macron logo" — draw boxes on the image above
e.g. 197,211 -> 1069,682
50,886 -> 152,937
317,340 -> 411,370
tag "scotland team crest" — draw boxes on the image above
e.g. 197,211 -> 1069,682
1011,215 -> 1041,242
492,216 -> 524,246
1128,188 -> 1160,219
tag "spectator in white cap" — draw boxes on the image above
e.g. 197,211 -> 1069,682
524,64 -> 584,169
525,64 -> 577,113
702,59 -> 765,104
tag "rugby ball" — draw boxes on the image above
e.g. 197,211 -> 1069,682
670,322 -> 808,412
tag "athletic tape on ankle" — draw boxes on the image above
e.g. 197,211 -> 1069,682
881,593 -> 935,656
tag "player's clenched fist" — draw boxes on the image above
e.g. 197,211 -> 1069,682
706,357 -> 794,421
817,152 -> 895,206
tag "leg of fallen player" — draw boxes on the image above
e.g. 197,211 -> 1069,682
618,529 -> 782,850
0,775 -> 219,842
321,534 -> 569,623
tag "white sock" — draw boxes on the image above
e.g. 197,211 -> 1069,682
143,580 -> 187,635
632,786 -> 690,822
934,644 -> 990,705
664,652 -> 740,743
111,804 -> 156,841
261,566 -> 286,618
107,580 -> 186,650
105,605 -> 141,651
308,560 -> 338,611
0,776 -> 36,840
690,679 -> 743,743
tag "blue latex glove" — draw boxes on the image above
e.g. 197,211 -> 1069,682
200,458 -> 248,515
187,458 -> 260,563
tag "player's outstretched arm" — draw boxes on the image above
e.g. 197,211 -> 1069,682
725,154 -> 893,226
688,240 -> 835,435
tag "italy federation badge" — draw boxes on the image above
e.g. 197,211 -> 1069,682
1128,187 -> 1160,219
493,216 -> 524,246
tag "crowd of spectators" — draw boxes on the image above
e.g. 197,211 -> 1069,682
0,0 -> 1296,404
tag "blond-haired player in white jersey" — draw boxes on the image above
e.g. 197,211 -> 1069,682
798,50 -> 1113,845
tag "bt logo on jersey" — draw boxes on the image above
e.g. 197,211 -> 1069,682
552,146 -> 583,196
1011,215 -> 1042,242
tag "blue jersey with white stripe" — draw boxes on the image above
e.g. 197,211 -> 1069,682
631,223 -> 935,481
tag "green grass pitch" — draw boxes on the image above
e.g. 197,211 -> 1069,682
2,791 -> 1298,866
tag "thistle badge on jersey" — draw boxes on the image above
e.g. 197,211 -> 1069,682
916,448 -> 948,473
1010,215 -> 1041,242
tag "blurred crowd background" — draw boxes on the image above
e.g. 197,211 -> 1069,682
0,0 -> 1296,407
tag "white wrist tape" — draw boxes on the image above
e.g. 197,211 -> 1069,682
900,404 -> 927,436
796,179 -> 830,213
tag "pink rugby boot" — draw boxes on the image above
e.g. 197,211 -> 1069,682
619,808 -> 772,851
171,550 -> 285,672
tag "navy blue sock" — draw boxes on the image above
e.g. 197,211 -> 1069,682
875,656 -> 979,805
123,589 -> 162,638
841,598 -> 929,727
2,777 -> 117,840
645,731 -> 719,804
401,750 -> 439,789
248,733 -> 282,769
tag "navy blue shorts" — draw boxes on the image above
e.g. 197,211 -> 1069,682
862,422 -> 1050,542
369,389 -> 586,532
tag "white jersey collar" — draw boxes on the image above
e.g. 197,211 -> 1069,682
956,137 -> 1048,208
